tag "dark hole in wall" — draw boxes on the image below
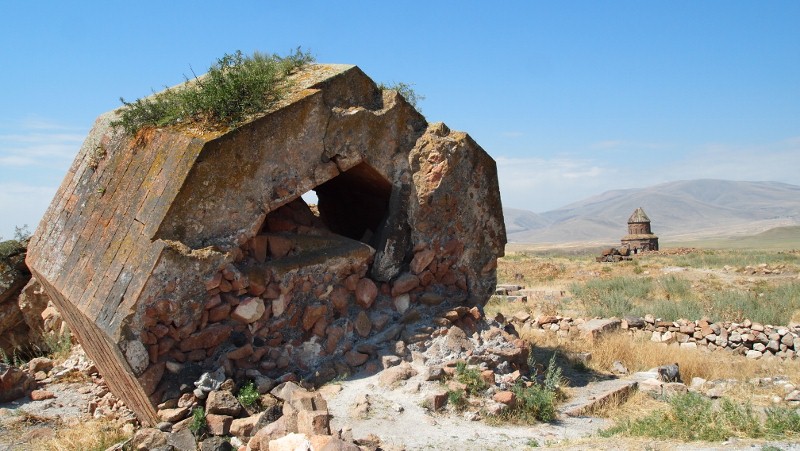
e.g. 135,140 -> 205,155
314,162 -> 392,244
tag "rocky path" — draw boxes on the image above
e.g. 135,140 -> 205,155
325,359 -> 611,450
327,363 -> 800,450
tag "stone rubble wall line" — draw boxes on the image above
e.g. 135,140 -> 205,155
515,313 -> 800,360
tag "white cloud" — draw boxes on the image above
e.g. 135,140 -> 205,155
658,137 -> 800,184
0,182 -> 58,240
496,156 -> 614,211
0,130 -> 83,167
0,118 -> 84,239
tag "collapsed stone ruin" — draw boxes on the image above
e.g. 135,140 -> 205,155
25,64 -> 506,425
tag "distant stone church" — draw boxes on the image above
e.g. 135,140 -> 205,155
621,207 -> 659,252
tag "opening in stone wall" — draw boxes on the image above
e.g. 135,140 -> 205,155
313,162 -> 392,245
256,162 -> 392,252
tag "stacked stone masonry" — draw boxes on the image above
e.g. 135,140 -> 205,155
25,63 -> 506,425
515,313 -> 800,359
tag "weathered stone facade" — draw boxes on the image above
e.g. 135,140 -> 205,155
25,64 -> 506,425
620,207 -> 659,252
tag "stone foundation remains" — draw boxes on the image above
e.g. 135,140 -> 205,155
25,63 -> 506,425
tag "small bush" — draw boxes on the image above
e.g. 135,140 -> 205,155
43,330 -> 73,361
497,354 -> 562,424
189,406 -> 207,437
509,383 -> 557,423
455,361 -> 487,395
112,48 -> 314,135
447,389 -> 467,411
378,81 -> 424,109
14,224 -> 31,242
237,381 -> 261,408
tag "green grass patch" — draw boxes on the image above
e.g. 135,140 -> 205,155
188,406 -> 207,437
648,298 -> 705,323
765,406 -> 800,435
495,354 -> 563,424
570,271 -> 800,324
706,282 -> 800,324
447,389 -> 468,411
668,249 -> 800,270
111,48 -> 314,135
570,277 -> 652,317
665,226 -> 800,250
455,361 -> 487,395
602,392 -> 800,441
236,381 -> 261,409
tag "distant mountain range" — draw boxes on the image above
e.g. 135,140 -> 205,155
504,180 -> 800,244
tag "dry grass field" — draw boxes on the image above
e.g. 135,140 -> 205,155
494,245 -> 800,324
491,241 -> 800,444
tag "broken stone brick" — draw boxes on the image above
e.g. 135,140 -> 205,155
179,324 -> 233,352
231,297 -> 266,324
344,350 -> 369,367
354,311 -> 372,338
302,304 -> 327,332
355,278 -> 378,309
410,248 -> 436,274
391,273 -> 420,297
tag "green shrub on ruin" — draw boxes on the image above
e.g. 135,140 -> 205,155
455,361 -> 487,395
111,48 -> 314,135
237,381 -> 261,408
447,389 -> 467,411
188,406 -> 207,437
495,353 -> 563,424
378,81 -> 424,109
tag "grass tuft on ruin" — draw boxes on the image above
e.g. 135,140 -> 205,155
236,380 -> 261,409
377,82 -> 425,109
111,48 -> 314,135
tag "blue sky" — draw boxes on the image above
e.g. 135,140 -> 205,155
1,1 -> 799,239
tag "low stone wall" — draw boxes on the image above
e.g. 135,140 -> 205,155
512,313 -> 800,360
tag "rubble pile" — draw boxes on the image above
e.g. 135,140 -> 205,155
595,246 -> 632,263
119,303 -> 529,450
132,377 -> 369,451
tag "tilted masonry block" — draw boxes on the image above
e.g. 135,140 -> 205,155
26,64 -> 506,425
